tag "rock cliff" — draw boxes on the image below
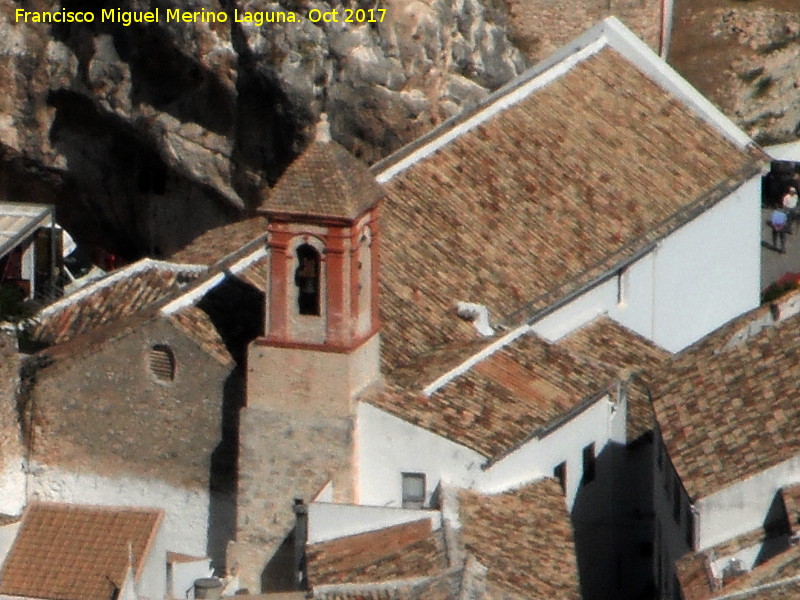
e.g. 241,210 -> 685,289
0,0 -> 525,257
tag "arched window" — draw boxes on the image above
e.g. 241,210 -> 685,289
295,244 -> 320,316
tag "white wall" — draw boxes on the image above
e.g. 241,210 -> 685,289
0,522 -> 20,570
0,462 -> 25,516
478,393 -> 622,509
649,176 -> 761,352
696,453 -> 800,550
534,176 -> 760,353
531,279 -> 618,342
170,559 -> 214,599
308,502 -> 441,544
26,465 -> 209,557
138,522 -> 168,600
356,403 -> 484,507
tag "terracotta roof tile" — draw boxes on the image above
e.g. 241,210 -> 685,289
261,141 -> 383,221
369,331 -> 614,458
717,581 -> 800,599
168,306 -> 234,367
652,290 -> 800,500
676,525 -> 793,600
375,46 -> 761,374
29,260 -> 203,348
781,484 -> 800,535
235,255 -> 269,292
307,519 -> 448,586
557,317 -> 670,442
169,217 -> 268,266
313,568 -> 469,600
0,503 -> 162,600
458,479 -> 580,600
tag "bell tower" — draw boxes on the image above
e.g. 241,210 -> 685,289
234,117 -> 384,593
247,117 -> 383,414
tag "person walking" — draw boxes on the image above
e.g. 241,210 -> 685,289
772,209 -> 788,253
783,186 -> 799,233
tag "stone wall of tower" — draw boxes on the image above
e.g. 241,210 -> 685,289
231,333 -> 380,593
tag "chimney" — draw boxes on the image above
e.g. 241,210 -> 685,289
293,498 -> 309,590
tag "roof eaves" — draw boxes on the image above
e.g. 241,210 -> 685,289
483,383 -> 615,468
502,161 -> 764,328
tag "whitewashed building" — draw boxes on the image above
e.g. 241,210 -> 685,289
227,16 -> 767,599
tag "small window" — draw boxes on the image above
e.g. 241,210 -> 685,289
554,462 -> 566,493
686,512 -> 694,549
657,439 -> 664,470
401,473 -> 425,509
295,244 -> 320,316
616,268 -> 628,305
582,443 -> 595,485
673,477 -> 681,523
149,344 -> 175,382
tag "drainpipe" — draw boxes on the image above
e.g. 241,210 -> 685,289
660,0 -> 674,59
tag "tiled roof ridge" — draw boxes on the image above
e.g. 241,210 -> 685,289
373,17 -> 758,183
718,289 -> 800,353
712,574 -> 800,600
483,372 -> 618,466
34,258 -> 206,320
166,307 -> 233,368
161,245 -> 267,316
420,324 -> 530,397
456,554 -> 487,600
721,541 -> 800,594
501,160 -> 763,329
312,573 -> 444,595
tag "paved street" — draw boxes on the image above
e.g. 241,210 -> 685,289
761,207 -> 800,291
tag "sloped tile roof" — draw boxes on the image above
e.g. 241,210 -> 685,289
260,141 -> 383,221
313,568 -> 469,600
169,217 -> 268,266
168,306 -> 234,367
781,484 -> 800,534
375,45 -> 761,374
676,525 -> 793,600
29,260 -> 203,348
368,330 -> 613,459
307,519 -> 448,586
557,317 -> 670,375
458,479 -> 580,600
0,503 -> 162,600
557,317 -> 670,442
234,255 -> 269,292
718,582 -> 800,600
651,292 -> 800,500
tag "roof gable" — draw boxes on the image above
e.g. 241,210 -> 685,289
28,259 -> 205,349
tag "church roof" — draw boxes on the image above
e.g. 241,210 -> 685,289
373,18 -> 764,373
260,139 -> 384,221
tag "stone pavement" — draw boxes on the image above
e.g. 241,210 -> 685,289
761,208 -> 800,291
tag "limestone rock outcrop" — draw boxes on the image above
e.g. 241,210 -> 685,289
0,0 -> 524,257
